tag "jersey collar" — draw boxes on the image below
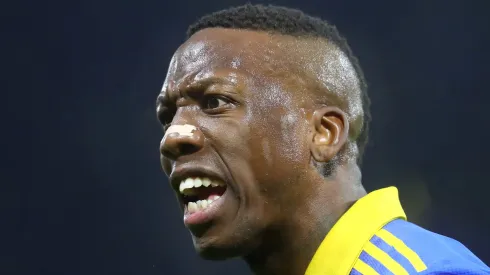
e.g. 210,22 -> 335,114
305,187 -> 407,275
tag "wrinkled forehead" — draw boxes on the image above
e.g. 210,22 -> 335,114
165,29 -> 293,85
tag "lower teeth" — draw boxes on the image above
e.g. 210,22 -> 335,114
187,196 -> 221,213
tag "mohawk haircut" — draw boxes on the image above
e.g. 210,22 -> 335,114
187,4 -> 371,165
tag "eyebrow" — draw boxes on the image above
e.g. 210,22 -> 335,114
156,74 -> 242,107
186,75 -> 239,92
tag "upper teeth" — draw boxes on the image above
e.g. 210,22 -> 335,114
179,177 -> 225,194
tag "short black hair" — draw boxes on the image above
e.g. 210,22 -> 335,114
187,4 -> 371,165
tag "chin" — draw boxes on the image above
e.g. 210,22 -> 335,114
194,243 -> 241,261
192,234 -> 253,261
196,246 -> 234,261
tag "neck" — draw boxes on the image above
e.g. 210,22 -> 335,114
244,165 -> 366,275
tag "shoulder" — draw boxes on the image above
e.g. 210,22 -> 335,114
381,219 -> 489,274
351,219 -> 489,275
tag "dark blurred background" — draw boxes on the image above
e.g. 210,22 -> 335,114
4,0 -> 489,274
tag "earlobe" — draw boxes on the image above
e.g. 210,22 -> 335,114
310,107 -> 349,162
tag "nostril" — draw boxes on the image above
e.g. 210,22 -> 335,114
161,144 -> 200,160
180,143 -> 200,155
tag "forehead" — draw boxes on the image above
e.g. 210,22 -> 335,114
166,28 -> 299,85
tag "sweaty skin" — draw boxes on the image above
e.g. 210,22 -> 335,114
157,28 -> 366,275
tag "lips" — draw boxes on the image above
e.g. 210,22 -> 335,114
170,166 -> 229,226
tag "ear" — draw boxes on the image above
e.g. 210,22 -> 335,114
310,106 -> 349,163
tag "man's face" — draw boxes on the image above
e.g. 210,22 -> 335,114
157,28 -> 317,259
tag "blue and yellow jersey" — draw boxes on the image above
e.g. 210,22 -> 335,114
305,187 -> 490,275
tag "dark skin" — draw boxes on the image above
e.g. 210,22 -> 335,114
157,28 -> 367,275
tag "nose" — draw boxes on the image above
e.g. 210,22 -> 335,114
160,124 -> 204,160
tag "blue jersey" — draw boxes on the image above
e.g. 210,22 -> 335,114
305,187 -> 489,275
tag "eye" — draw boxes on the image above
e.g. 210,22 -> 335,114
157,106 -> 175,131
203,95 -> 229,110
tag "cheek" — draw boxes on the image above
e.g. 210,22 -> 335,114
202,116 -> 263,206
246,80 -> 311,173
204,116 -> 251,155
200,114 -> 253,170
278,112 -> 310,163
248,106 -> 310,183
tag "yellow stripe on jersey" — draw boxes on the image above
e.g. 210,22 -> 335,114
353,259 -> 380,275
364,242 -> 408,275
376,229 -> 427,272
305,187 -> 407,275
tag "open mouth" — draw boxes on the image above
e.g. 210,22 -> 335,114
179,177 -> 227,214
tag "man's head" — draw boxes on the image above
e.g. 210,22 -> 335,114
157,4 -> 370,260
